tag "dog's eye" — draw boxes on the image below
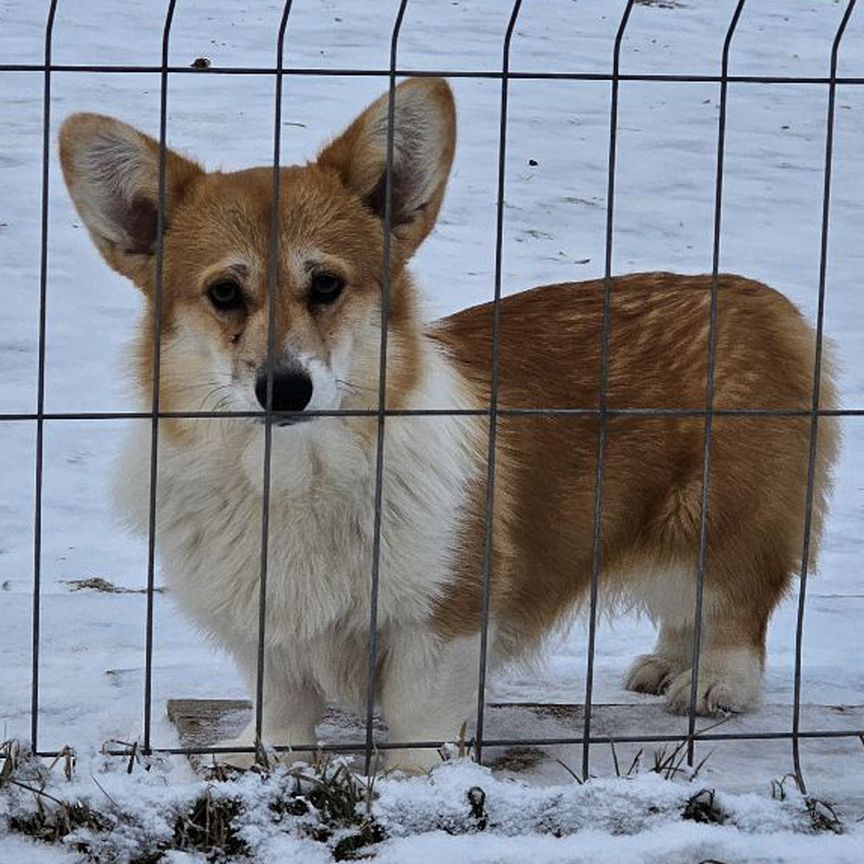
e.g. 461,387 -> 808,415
309,272 -> 344,305
207,279 -> 245,312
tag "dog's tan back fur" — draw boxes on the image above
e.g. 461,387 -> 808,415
431,274 -> 838,655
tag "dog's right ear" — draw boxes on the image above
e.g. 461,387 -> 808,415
59,113 -> 202,290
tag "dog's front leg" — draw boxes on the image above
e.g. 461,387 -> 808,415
380,628 -> 482,775
215,643 -> 324,769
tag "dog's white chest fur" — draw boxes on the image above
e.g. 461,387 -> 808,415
115,348 -> 479,705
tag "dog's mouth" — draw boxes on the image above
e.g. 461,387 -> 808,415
266,414 -> 312,428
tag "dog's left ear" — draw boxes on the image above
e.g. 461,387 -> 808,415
317,77 -> 456,260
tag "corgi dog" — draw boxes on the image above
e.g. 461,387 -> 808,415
59,78 -> 837,773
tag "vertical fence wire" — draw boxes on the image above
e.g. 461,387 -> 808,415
29,0 -> 59,755
254,0 -> 295,754
142,0 -> 178,757
473,0 -> 524,769
791,0 -> 858,795
581,0 -> 635,781
685,0 -> 748,766
364,0 -> 409,775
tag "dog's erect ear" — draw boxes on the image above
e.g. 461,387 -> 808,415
59,113 -> 202,290
317,78 -> 456,260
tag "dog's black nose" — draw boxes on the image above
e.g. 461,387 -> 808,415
255,368 -> 313,414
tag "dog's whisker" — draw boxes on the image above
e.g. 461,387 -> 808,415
336,378 -> 377,395
195,384 -> 236,413
171,383 -> 223,396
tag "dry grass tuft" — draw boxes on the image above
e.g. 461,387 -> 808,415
1,740 -> 387,862
771,771 -> 845,834
1,740 -> 111,855
682,788 -> 725,825
171,789 -> 248,859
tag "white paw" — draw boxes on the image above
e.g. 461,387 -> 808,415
213,734 -> 259,770
624,654 -> 680,695
665,651 -> 762,716
213,730 -> 316,770
385,747 -> 444,776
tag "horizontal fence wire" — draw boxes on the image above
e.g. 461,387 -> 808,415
2,64 -> 864,85
26,723 -> 864,760
3,408 -> 862,422
12,0 -> 863,780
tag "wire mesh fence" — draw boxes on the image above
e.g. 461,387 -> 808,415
1,0 -> 861,797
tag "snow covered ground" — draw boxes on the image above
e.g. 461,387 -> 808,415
2,0 -> 864,861
4,754 -> 864,864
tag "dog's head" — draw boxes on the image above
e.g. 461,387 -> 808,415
59,78 -> 455,460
